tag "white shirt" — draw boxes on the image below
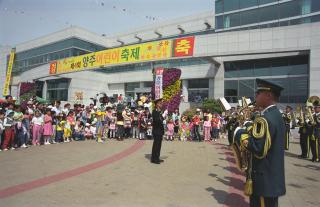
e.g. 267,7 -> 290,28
32,116 -> 44,126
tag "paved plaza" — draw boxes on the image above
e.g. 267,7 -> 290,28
0,131 -> 319,207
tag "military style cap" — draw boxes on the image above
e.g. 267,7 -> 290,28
313,100 -> 320,108
256,78 -> 284,97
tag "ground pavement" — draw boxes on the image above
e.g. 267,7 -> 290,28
0,131 -> 319,207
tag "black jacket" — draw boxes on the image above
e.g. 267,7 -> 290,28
152,109 -> 164,137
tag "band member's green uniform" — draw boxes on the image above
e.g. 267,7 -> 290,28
234,79 -> 286,207
311,102 -> 320,162
283,106 -> 292,150
297,110 -> 309,158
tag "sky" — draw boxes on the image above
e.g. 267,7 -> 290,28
0,0 -> 214,46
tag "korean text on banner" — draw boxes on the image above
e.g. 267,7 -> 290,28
173,36 -> 195,57
154,68 -> 164,100
53,40 -> 172,74
2,49 -> 15,96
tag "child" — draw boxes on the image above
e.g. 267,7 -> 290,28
84,123 -> 93,140
31,110 -> 43,146
95,111 -> 105,143
203,116 -> 211,141
43,109 -> 53,145
3,111 -> 15,150
138,114 -> 146,140
109,114 -> 116,139
13,105 -> 24,148
174,119 -> 180,140
166,119 -> 174,141
123,109 -> 132,138
73,120 -> 85,141
131,111 -> 139,139
66,111 -> 75,141
90,121 -> 97,140
55,114 -> 65,143
21,110 -> 31,148
180,116 -> 188,141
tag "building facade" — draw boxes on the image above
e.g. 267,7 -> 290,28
1,1 -> 319,111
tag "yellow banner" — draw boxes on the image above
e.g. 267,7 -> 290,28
2,49 -> 15,96
54,40 -> 172,74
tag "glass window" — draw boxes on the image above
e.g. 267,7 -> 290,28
47,90 -> 68,102
35,81 -> 44,98
224,62 -> 239,78
224,15 -> 230,28
224,0 -> 239,12
240,9 -> 259,25
227,13 -> 240,27
216,16 -> 224,29
311,0 -> 320,12
271,57 -> 289,76
302,0 -> 311,14
188,79 -> 209,89
46,79 -> 69,101
239,79 -> 254,100
125,82 -> 140,91
288,55 -> 309,75
260,5 -> 279,22
311,14 -> 320,22
225,80 -> 238,103
254,59 -> 272,76
279,1 -> 301,19
240,0 -> 258,9
144,82 -> 153,88
237,61 -> 254,77
188,89 -> 209,103
216,0 -> 223,14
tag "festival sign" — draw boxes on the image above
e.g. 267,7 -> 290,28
53,40 -> 173,74
2,49 -> 16,96
173,36 -> 195,57
154,68 -> 164,100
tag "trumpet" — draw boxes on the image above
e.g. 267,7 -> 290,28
306,106 -> 315,125
295,105 -> 304,127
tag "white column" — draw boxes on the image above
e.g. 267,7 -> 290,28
208,78 -> 214,99
43,81 -> 47,99
182,79 -> 188,103
213,61 -> 225,99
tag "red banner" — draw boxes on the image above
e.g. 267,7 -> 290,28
49,62 -> 57,74
173,36 -> 195,57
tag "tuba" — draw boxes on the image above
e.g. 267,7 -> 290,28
232,97 -> 253,172
306,96 -> 320,125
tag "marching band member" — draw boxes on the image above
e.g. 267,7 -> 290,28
234,78 -> 286,207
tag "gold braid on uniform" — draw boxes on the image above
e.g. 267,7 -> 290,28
252,116 -> 271,159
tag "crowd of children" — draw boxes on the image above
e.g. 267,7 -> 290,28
0,95 -> 226,152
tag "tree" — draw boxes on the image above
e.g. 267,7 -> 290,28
202,99 -> 223,114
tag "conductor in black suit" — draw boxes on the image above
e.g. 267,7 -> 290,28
151,98 -> 166,164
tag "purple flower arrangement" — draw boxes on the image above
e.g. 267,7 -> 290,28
152,68 -> 182,113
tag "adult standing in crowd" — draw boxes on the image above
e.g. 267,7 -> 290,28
151,98 -> 166,164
